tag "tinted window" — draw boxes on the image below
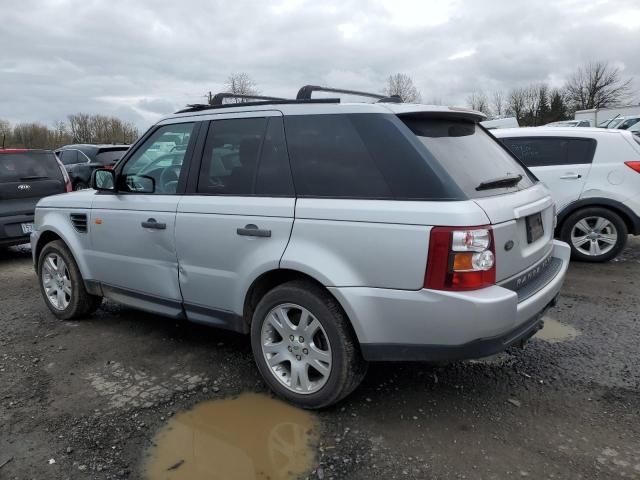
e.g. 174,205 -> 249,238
198,117 -> 293,196
402,118 -> 534,198
619,118 -> 640,130
120,123 -> 194,194
501,137 -> 596,167
60,149 -> 79,165
96,149 -> 127,165
0,152 -> 63,182
255,118 -> 294,196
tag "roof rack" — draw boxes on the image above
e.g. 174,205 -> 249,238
209,93 -> 288,105
296,85 -> 402,103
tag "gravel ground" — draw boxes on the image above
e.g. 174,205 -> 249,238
1,239 -> 639,479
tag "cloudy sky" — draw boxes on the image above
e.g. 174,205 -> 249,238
1,0 -> 639,130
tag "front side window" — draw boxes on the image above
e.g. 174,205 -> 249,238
197,117 -> 293,196
120,123 -> 194,194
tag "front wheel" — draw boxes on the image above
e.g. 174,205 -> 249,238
251,281 -> 367,409
38,240 -> 102,319
560,207 -> 628,262
73,181 -> 89,191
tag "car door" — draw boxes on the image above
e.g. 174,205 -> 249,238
501,136 -> 595,211
175,112 -> 295,331
88,121 -> 199,317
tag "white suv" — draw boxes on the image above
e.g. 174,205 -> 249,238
494,127 -> 640,262
31,87 -> 570,408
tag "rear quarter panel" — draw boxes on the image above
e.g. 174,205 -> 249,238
281,198 -> 490,290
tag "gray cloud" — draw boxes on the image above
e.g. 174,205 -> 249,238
1,0 -> 639,131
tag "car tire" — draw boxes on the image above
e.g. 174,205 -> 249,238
560,207 -> 628,262
251,280 -> 367,409
73,182 -> 89,191
38,240 -> 102,320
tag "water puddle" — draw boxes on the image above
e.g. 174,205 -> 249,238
535,317 -> 580,343
144,392 -> 319,480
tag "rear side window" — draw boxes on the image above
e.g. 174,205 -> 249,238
402,118 -> 534,198
198,117 -> 294,196
284,114 -> 462,200
96,149 -> 127,165
59,149 -> 80,165
0,152 -> 63,182
501,137 -> 596,167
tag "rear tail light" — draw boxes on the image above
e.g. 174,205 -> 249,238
425,226 -> 496,291
624,161 -> 640,173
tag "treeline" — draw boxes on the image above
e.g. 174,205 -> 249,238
466,61 -> 635,126
0,114 -> 139,150
221,61 -> 635,128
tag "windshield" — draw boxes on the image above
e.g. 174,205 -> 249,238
0,151 -> 63,183
401,118 -> 535,198
608,118 -> 624,128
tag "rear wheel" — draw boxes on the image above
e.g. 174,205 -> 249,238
560,207 -> 627,262
73,181 -> 88,191
38,240 -> 102,319
251,281 -> 367,409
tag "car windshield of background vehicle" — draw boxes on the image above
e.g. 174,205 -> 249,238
0,151 -> 62,182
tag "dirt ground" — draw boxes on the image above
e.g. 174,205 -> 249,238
1,239 -> 639,479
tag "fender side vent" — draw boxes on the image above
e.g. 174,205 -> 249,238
70,213 -> 88,233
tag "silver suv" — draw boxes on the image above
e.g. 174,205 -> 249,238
32,86 -> 570,408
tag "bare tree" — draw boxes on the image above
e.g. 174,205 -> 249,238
0,119 -> 11,147
491,90 -> 506,117
507,87 -> 526,121
466,89 -> 489,114
67,113 -> 138,144
384,73 -> 421,103
223,73 -> 260,103
564,61 -> 633,110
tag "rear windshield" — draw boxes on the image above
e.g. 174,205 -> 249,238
0,151 -> 63,183
401,118 -> 535,198
96,148 -> 128,164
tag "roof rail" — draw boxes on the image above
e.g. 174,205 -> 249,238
209,92 -> 288,105
296,85 -> 402,103
174,98 -> 341,114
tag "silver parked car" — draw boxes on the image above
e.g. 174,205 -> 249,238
31,86 -> 570,408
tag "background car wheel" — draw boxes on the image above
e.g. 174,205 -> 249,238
38,240 -> 102,320
73,182 -> 88,191
251,280 -> 367,409
560,207 -> 628,262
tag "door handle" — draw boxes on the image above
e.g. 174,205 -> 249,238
560,173 -> 582,179
237,224 -> 271,238
141,218 -> 166,230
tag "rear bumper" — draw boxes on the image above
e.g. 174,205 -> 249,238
329,240 -> 571,362
0,213 -> 34,247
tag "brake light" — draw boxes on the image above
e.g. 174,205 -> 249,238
425,226 -> 496,291
624,161 -> 640,173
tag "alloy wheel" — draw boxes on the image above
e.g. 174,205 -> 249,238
570,216 -> 618,257
41,253 -> 72,310
261,303 -> 332,395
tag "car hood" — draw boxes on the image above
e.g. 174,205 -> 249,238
36,189 -> 95,209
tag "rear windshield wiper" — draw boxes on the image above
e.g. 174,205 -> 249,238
476,174 -> 523,191
19,176 -> 49,181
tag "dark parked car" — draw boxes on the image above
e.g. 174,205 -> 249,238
0,149 -> 70,247
55,144 -> 129,190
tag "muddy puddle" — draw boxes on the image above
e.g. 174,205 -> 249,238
144,392 -> 319,480
536,317 -> 580,343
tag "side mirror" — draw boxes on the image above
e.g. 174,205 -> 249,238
91,169 -> 116,191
